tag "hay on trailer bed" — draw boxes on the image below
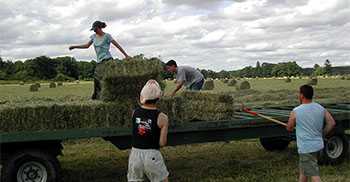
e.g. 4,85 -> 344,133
159,92 -> 235,123
0,92 -> 236,133
0,100 -> 135,133
98,56 -> 164,101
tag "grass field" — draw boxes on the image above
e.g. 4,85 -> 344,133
0,78 -> 349,181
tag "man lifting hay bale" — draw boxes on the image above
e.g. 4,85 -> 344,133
164,60 -> 205,96
69,20 -> 129,99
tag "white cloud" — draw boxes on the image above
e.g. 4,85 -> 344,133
0,0 -> 349,71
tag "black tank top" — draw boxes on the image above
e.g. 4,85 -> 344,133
132,107 -> 161,149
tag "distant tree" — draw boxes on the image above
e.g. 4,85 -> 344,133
54,56 -> 79,79
25,56 -> 57,80
77,60 -> 96,80
324,59 -> 332,75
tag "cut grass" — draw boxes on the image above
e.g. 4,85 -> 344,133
59,139 -> 350,182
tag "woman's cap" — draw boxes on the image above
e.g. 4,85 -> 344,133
90,21 -> 106,31
140,80 -> 162,104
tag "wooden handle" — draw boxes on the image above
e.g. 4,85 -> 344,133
257,113 -> 287,127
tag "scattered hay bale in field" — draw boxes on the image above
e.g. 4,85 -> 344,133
238,80 -> 251,90
223,79 -> 229,83
29,84 -> 39,92
285,77 -> 291,83
54,73 -> 75,82
202,80 -> 214,90
307,78 -> 318,86
76,80 -> 80,84
340,76 -> 345,80
57,82 -> 63,86
35,83 -> 41,88
19,81 -> 25,85
227,79 -> 237,86
99,56 -> 163,101
49,82 -> 56,88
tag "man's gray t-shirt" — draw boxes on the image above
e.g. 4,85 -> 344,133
176,66 -> 204,87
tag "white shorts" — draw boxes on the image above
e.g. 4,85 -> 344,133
127,147 -> 169,182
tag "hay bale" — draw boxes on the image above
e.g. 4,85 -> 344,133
99,56 -> 163,101
35,83 -> 41,88
227,79 -> 237,86
0,92 -> 236,132
57,82 -> 63,86
239,80 -> 251,90
285,77 -> 291,83
19,81 -> 25,85
49,82 -> 56,88
158,92 -> 235,122
308,78 -> 318,86
223,79 -> 229,83
29,84 -> 39,92
0,100 -> 135,133
202,80 -> 214,90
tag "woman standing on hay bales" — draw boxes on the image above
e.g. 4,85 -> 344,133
69,21 -> 129,99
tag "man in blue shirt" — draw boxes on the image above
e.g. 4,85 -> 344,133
287,85 -> 336,182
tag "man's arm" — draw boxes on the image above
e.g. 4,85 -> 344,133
157,113 -> 169,147
324,110 -> 336,136
171,81 -> 184,97
111,39 -> 129,58
69,40 -> 93,50
287,111 -> 296,132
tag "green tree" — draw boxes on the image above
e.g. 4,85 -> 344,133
54,56 -> 79,79
324,59 -> 332,75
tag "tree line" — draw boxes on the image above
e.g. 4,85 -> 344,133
0,56 -> 96,81
0,56 -> 345,81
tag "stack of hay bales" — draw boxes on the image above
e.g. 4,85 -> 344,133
57,82 -> 63,86
0,91 -> 236,132
0,101 -> 134,133
0,56 -> 237,133
202,80 -> 214,90
98,56 -> 163,101
159,92 -> 235,123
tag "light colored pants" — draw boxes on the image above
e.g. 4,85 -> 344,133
128,147 -> 169,182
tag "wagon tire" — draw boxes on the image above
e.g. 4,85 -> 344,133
1,149 -> 61,182
318,134 -> 349,165
260,137 -> 290,151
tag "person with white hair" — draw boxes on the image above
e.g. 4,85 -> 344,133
127,79 -> 169,182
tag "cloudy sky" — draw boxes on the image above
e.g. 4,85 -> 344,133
1,0 -> 350,71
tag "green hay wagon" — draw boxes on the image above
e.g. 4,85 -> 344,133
1,103 -> 349,182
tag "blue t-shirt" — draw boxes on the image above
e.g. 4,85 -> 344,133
293,102 -> 325,154
90,33 -> 113,62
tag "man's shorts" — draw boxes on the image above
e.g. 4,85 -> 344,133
299,152 -> 320,177
127,147 -> 169,182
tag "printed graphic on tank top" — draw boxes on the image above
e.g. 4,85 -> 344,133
135,117 -> 153,136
